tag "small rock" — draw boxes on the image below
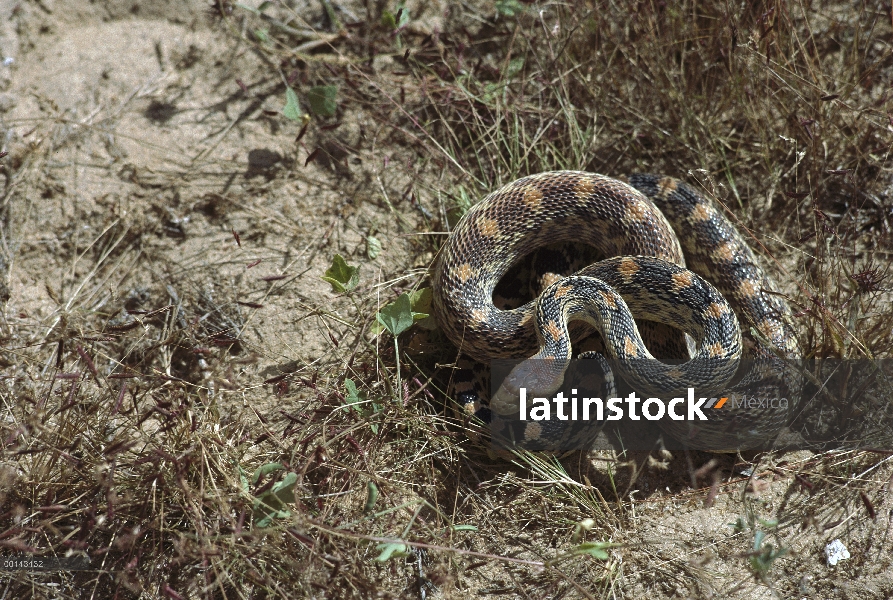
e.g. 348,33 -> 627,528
825,539 -> 850,566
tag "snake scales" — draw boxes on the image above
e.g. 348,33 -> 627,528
432,172 -> 799,452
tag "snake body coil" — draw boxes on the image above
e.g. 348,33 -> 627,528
433,172 -> 799,451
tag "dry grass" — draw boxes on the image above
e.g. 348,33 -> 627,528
1,0 -> 892,598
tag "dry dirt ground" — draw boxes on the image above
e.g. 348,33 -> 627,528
1,0 -> 892,598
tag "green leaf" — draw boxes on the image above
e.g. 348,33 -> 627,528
345,379 -> 381,432
408,287 -> 431,320
257,1 -> 272,11
252,471 -> 298,527
322,254 -> 359,293
307,85 -> 339,117
270,472 -> 298,504
505,57 -> 525,79
375,542 -> 409,562
237,465 -> 250,493
481,81 -> 502,105
252,462 -> 285,485
728,517 -> 748,533
376,293 -> 415,336
495,0 -> 525,17
372,290 -> 429,334
366,235 -> 382,259
283,87 -> 303,121
369,404 -> 382,433
753,530 -> 766,550
254,507 -> 290,528
450,524 -> 477,532
254,28 -> 270,43
364,481 -> 379,513
409,287 -> 435,329
748,532 -> 789,575
574,541 -> 612,560
344,378 -> 366,408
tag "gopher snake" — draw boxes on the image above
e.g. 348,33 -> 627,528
432,172 -> 799,451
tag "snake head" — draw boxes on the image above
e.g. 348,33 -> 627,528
490,356 -> 565,416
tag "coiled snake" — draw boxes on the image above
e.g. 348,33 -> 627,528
432,172 -> 799,452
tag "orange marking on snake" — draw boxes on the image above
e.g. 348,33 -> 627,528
545,320 -> 563,342
658,177 -> 678,198
692,203 -> 711,221
738,279 -> 759,297
574,177 -> 596,199
478,217 -> 499,237
540,273 -> 563,288
456,263 -> 474,283
672,271 -> 694,290
553,283 -> 573,299
716,241 -> 737,261
704,302 -> 728,319
618,257 -> 640,282
522,186 -> 543,207
625,199 -> 649,222
707,341 -> 725,357
598,289 -> 617,309
757,319 -> 781,341
524,422 -> 543,440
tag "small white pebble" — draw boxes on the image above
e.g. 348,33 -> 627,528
3,57 -> 13,66
825,539 -> 850,566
